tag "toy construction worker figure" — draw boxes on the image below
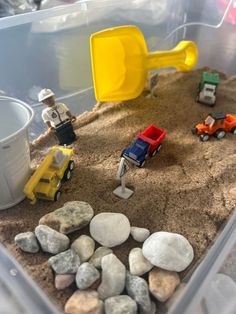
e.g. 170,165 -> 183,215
38,88 -> 77,146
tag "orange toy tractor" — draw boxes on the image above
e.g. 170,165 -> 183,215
192,112 -> 236,141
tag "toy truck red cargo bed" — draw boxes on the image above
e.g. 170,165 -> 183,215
122,124 -> 166,167
136,124 -> 166,152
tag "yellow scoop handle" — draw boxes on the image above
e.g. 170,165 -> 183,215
90,25 -> 198,101
146,41 -> 198,71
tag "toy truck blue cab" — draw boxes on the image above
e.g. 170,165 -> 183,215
122,138 -> 150,167
122,125 -> 166,167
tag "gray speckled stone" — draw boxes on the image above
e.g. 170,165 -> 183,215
48,249 -> 80,274
125,273 -> 152,314
140,302 -> 156,314
76,263 -> 100,290
35,225 -> 69,254
14,232 -> 39,253
39,201 -> 94,234
105,295 -> 137,314
89,247 -> 113,269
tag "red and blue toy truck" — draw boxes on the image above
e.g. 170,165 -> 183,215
122,124 -> 166,167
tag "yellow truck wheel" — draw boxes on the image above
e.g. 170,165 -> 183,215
68,160 -> 75,171
54,190 -> 61,202
63,169 -> 71,181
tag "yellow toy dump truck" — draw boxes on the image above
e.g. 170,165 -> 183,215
24,146 -> 74,204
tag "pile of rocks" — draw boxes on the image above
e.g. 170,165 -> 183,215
15,201 -> 194,314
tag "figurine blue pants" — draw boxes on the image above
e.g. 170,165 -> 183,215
55,120 -> 76,145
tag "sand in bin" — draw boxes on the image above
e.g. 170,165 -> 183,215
0,68 -> 236,310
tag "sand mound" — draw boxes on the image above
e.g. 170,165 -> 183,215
0,68 -> 235,310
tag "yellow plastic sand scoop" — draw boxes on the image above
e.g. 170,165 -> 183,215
90,25 -> 198,101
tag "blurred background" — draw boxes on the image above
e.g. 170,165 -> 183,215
0,0 -> 81,17
0,0 -> 234,141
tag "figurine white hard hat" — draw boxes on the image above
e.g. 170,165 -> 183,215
38,88 -> 55,102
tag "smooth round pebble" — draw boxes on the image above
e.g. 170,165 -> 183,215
129,248 -> 153,276
142,232 -> 194,272
90,213 -> 130,248
130,227 -> 150,242
71,235 -> 95,262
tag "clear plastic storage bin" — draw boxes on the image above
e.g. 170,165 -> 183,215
0,0 -> 235,313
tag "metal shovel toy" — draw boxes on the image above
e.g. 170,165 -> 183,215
90,25 -> 198,101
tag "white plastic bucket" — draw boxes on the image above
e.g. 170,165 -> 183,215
0,96 -> 34,210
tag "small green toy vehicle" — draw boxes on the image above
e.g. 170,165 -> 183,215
196,71 -> 219,106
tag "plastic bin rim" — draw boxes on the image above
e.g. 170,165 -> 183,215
0,0 -> 233,31
0,0 -> 90,29
0,96 -> 34,144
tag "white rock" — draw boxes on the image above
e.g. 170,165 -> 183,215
129,248 -> 153,276
89,247 -> 113,269
142,232 -> 194,272
90,213 -> 130,248
98,253 -> 126,300
71,235 -> 95,263
105,295 -> 137,314
76,263 -> 100,290
130,227 -> 150,242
